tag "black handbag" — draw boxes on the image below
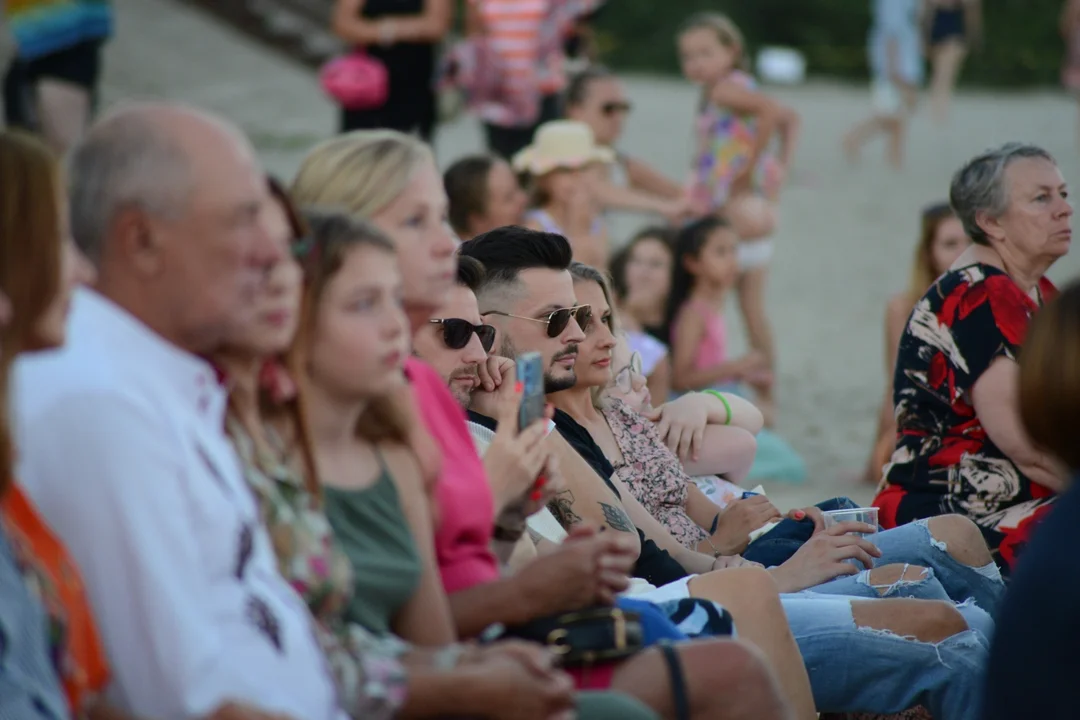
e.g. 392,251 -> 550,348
502,606 -> 645,667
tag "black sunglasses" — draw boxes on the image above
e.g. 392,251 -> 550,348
484,304 -> 593,338
430,318 -> 496,352
601,101 -> 632,116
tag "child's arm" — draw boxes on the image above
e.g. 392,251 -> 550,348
669,307 -> 752,392
591,175 -> 687,219
623,155 -> 686,199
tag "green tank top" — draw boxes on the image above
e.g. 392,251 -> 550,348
324,455 -> 423,635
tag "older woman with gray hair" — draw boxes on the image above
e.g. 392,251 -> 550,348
873,142 -> 1072,573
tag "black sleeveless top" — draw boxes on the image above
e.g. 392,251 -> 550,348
361,0 -> 436,103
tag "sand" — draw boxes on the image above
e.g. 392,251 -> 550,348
89,0 -> 1080,510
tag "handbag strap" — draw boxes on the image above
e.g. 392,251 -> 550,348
659,642 -> 691,720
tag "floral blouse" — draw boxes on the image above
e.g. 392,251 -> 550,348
227,418 -> 409,720
2,483 -> 109,716
602,398 -> 708,550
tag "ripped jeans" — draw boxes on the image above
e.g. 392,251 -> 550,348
780,518 -> 1004,718
782,594 -> 991,719
805,517 -> 1006,616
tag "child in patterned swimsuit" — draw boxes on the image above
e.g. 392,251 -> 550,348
677,12 -> 799,423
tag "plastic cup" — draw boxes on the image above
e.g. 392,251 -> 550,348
822,507 -> 879,569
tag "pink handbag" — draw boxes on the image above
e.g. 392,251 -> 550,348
319,51 -> 389,110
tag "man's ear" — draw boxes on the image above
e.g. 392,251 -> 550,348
112,206 -> 164,276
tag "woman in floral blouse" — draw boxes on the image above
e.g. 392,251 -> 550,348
873,143 -> 1072,572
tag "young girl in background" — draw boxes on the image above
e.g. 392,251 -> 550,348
609,225 -> 679,402
863,202 -> 971,485
516,119 -> 612,269
663,217 -> 805,484
678,12 -> 800,421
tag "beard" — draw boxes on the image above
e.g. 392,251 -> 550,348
498,336 -> 578,394
447,365 -> 479,408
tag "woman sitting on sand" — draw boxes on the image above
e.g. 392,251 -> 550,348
864,202 -> 970,484
873,143 -> 1072,573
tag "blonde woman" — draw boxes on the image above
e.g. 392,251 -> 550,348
864,203 -> 970,485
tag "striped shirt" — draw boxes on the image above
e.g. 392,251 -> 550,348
471,0 -> 598,127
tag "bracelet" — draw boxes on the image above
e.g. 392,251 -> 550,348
709,513 -> 720,535
702,534 -> 723,558
703,389 -> 732,425
432,643 -> 467,670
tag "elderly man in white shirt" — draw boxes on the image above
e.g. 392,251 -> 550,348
13,103 -> 343,720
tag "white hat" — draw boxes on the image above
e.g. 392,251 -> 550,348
511,120 -> 615,175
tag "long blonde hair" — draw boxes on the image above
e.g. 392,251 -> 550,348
290,129 -> 435,217
907,202 -> 958,303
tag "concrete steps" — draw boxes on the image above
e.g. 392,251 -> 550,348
179,0 -> 341,68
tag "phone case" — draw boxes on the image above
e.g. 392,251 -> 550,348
516,351 -> 545,432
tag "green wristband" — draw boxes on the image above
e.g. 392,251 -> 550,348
703,390 -> 733,425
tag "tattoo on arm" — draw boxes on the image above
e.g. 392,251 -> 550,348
547,490 -> 583,529
599,502 -> 635,533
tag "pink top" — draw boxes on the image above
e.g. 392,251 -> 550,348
404,358 -> 499,594
671,298 -> 728,372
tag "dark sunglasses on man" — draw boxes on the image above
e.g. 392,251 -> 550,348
429,318 -> 497,352
484,305 -> 593,338
601,100 -> 632,116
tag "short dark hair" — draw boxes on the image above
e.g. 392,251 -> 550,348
455,254 -> 486,291
444,154 -> 498,238
458,226 -> 573,293
565,64 -> 615,108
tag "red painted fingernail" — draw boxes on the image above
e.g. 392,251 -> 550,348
515,381 -> 524,392
535,476 -> 547,488
531,490 -> 543,501
794,511 -> 805,519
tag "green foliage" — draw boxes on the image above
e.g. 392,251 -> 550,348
594,0 -> 1067,87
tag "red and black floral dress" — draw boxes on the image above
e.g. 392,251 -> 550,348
873,263 -> 1057,573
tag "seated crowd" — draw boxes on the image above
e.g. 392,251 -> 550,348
0,85 -> 1073,720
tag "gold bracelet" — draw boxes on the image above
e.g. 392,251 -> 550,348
703,535 -> 723,558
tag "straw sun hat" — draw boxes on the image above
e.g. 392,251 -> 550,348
511,120 -> 615,175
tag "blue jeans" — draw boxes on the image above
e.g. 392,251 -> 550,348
782,594 -> 991,719
805,518 -> 1006,615
742,497 -> 859,568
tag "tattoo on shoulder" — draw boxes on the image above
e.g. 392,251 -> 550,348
547,490 -> 583,529
598,502 -> 635,533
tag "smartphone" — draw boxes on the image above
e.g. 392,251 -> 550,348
516,351 -> 546,432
